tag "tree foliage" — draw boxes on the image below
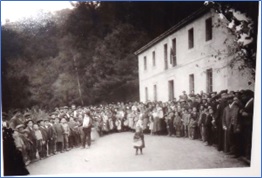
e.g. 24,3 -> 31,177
2,2 -> 258,110
205,1 -> 258,79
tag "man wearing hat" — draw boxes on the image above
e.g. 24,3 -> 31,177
240,90 -> 254,161
222,94 -> 241,157
24,119 -> 37,162
53,117 -> 64,153
23,112 -> 31,120
15,124 -> 31,165
9,111 -> 24,130
13,125 -> 26,160
37,119 -> 48,159
81,110 -> 93,149
45,119 -> 56,156
3,124 -> 29,175
179,99 -> 188,109
190,96 -> 200,112
213,90 -> 228,152
181,91 -> 188,101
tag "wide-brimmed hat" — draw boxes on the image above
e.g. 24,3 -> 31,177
23,112 -> 31,118
222,93 -> 234,99
36,119 -> 44,124
13,109 -> 21,115
24,119 -> 34,125
16,124 -> 24,130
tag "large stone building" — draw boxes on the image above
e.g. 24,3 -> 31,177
134,6 -> 254,102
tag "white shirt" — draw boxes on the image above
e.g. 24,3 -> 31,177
83,115 -> 90,127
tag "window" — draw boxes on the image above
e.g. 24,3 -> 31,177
144,56 -> 147,70
168,80 -> 175,101
206,18 -> 212,41
152,51 -> 156,67
154,84 -> 157,101
164,44 -> 168,70
189,74 -> 194,94
206,68 -> 213,93
188,28 -> 194,49
145,87 -> 148,101
171,38 -> 177,67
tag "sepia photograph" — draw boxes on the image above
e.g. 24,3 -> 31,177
1,1 -> 261,177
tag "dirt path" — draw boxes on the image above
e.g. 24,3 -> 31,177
27,132 -> 247,175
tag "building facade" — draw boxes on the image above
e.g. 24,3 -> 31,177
135,7 -> 254,102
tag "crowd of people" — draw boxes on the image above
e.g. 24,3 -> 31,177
2,89 -> 254,175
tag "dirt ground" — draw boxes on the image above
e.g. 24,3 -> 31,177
27,132 -> 248,176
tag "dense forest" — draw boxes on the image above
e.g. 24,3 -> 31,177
1,1 -> 258,111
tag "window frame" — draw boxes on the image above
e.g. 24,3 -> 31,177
171,38 -> 177,67
188,28 -> 194,49
144,56 -> 147,71
205,17 -> 212,41
164,43 -> 168,70
168,80 -> 175,101
152,51 -> 156,67
189,74 -> 194,94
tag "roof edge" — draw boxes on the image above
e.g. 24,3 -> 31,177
134,5 -> 210,56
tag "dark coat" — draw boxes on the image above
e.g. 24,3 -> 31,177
215,99 -> 228,151
206,114 -> 214,145
53,123 -> 64,142
3,128 -> 29,176
242,98 -> 254,125
46,125 -> 57,141
222,103 -> 241,152
222,103 -> 241,133
25,126 -> 37,145
39,126 -> 48,142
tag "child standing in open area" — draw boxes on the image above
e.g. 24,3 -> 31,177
133,127 -> 145,155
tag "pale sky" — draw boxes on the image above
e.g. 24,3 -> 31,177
1,1 -> 74,24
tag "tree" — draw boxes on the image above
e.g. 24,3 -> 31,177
85,23 -> 148,104
205,1 -> 258,80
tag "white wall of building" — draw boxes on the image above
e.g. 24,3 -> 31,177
138,9 -> 254,102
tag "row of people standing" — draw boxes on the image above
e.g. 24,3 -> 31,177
3,109 -> 96,167
3,89 -> 254,170
139,89 -> 254,161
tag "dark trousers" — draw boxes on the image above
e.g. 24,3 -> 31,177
206,127 -> 213,145
69,133 -> 78,148
56,142 -> 63,152
242,122 -> 252,160
230,128 -> 241,157
82,127 -> 91,148
76,133 -> 81,146
39,143 -> 47,158
48,139 -> 56,155
29,144 -> 37,160
217,125 -> 224,151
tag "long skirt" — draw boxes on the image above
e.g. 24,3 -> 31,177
175,124 -> 183,137
91,128 -> 99,141
201,125 -> 206,142
153,117 -> 160,133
